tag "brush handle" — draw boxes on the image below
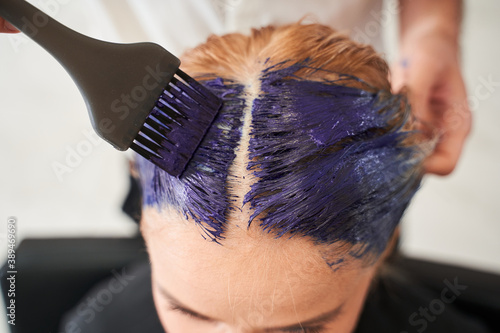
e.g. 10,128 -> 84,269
0,0 -> 102,70
0,0 -> 181,150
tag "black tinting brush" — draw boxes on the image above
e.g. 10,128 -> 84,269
0,0 -> 222,177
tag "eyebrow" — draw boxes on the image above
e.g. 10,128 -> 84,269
156,282 -> 344,331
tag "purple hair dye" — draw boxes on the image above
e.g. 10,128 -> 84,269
245,63 -> 422,257
137,77 -> 247,241
136,61 -> 425,258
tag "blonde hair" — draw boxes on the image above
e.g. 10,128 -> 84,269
181,23 -> 390,90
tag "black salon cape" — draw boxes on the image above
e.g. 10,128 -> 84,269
59,259 -> 495,333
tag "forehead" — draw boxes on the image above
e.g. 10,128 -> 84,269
142,208 -> 371,321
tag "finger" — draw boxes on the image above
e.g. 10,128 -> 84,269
393,56 -> 439,126
424,120 -> 469,176
424,121 -> 469,176
423,72 -> 472,175
0,18 -> 19,33
424,150 -> 460,176
390,59 -> 407,93
424,111 -> 470,176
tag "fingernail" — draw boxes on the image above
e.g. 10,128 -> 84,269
4,21 -> 18,32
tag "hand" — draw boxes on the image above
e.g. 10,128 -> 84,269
391,33 -> 471,176
0,17 -> 19,33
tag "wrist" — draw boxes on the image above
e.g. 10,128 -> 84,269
398,0 -> 462,54
397,20 -> 461,68
400,17 -> 459,51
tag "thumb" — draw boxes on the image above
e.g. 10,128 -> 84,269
1,18 -> 19,33
391,57 -> 438,129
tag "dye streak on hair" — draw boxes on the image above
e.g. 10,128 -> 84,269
137,63 -> 425,257
138,77 -> 247,241
245,63 -> 423,257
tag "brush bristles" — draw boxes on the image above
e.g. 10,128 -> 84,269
130,70 -> 222,177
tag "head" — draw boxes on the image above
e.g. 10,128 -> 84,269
136,23 -> 432,332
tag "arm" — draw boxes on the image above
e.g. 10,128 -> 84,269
392,0 -> 471,175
